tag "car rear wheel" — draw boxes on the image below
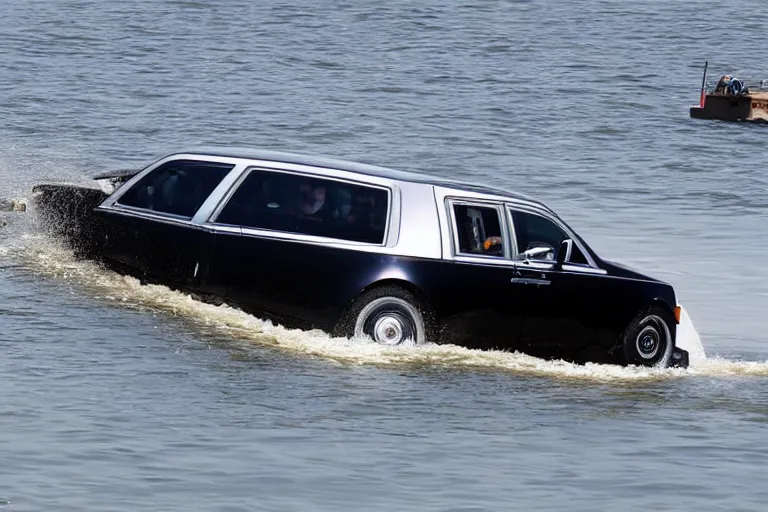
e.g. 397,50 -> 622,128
622,307 -> 674,367
336,285 -> 428,346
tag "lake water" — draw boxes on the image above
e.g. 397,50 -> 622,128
1,1 -> 768,510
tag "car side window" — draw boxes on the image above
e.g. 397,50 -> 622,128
215,170 -> 390,244
117,160 -> 234,218
509,210 -> 588,264
452,204 -> 505,257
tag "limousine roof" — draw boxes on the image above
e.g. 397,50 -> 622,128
176,146 -> 547,208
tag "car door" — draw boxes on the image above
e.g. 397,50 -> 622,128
93,158 -> 236,289
507,207 -> 599,356
437,200 -> 524,351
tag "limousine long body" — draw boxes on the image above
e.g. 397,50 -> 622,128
33,147 -> 691,368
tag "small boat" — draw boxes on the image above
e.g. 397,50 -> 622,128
690,61 -> 768,122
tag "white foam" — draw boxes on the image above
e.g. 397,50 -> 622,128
8,236 -> 768,382
676,305 -> 707,365
685,357 -> 768,377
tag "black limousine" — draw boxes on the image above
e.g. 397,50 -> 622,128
33,147 -> 691,367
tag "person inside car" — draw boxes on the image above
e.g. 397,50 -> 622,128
297,183 -> 331,221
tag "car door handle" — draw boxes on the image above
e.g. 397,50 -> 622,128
510,277 -> 551,286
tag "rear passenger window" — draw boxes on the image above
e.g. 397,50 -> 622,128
452,204 -> 505,257
216,170 -> 390,244
117,160 -> 233,218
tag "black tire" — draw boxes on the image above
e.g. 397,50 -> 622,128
622,306 -> 675,367
334,285 -> 430,346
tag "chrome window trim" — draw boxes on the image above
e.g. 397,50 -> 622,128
204,224 -> 241,235
434,184 -> 555,214
238,226 -> 387,248
202,223 -> 431,257
205,165 -> 396,248
97,204 -> 199,228
191,163 -> 249,225
206,165 -> 258,224
445,198 -> 511,261
561,264 -> 608,275
452,254 -> 517,267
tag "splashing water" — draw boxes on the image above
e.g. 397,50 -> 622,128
4,234 -> 768,383
676,305 -> 706,364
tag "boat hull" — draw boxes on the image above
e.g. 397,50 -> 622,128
690,92 -> 768,122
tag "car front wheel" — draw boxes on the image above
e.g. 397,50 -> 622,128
622,307 -> 675,367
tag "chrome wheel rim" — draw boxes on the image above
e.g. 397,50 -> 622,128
636,326 -> 660,359
373,315 -> 406,345
354,297 -> 422,346
635,314 -> 670,362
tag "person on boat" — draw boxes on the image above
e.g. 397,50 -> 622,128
715,74 -> 749,96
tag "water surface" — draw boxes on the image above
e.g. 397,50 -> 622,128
2,1 -> 768,510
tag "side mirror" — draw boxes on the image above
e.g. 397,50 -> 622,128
556,239 -> 573,266
522,246 -> 552,260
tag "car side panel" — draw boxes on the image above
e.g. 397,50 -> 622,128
204,232 -> 523,349
207,231 -> 376,331
141,221 -> 215,289
416,260 -> 524,350
93,210 -> 148,277
92,210 -> 214,291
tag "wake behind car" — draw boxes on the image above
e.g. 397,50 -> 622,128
33,147 -> 691,367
